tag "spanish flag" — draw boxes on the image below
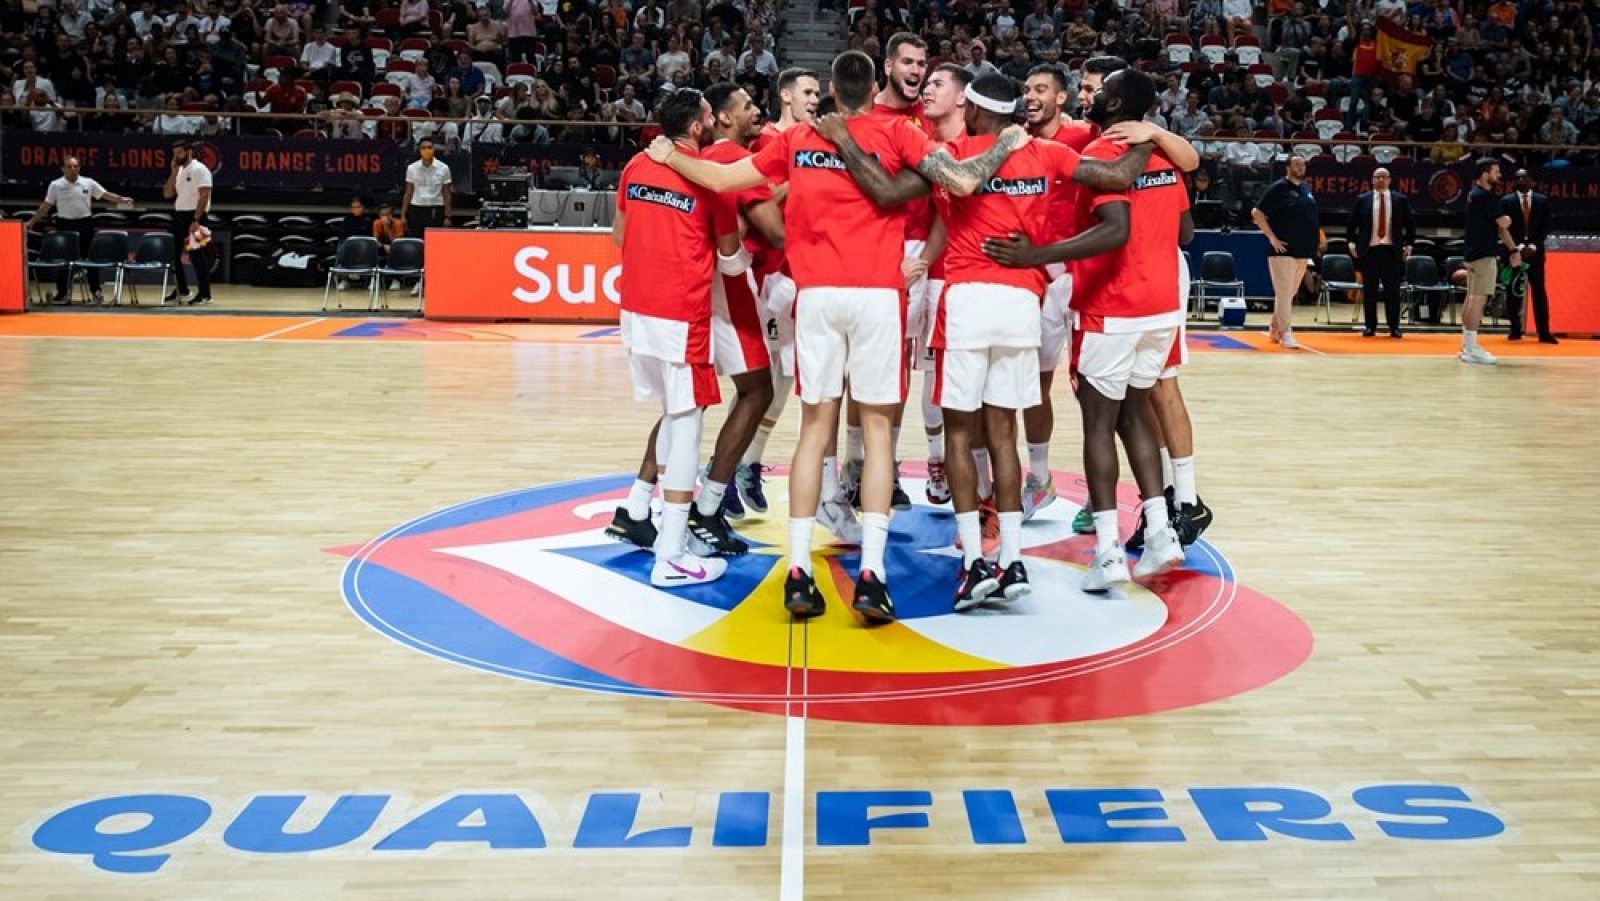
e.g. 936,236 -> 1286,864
1376,16 -> 1430,77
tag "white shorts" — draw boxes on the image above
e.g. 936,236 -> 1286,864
1159,320 -> 1188,380
629,352 -> 721,415
761,271 -> 797,378
1070,326 -> 1179,401
932,281 -> 1041,350
911,277 -> 944,372
712,270 -> 771,376
794,286 -> 905,406
1038,266 -> 1074,373
932,345 -> 1041,412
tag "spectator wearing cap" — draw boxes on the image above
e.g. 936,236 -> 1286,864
325,91 -> 366,138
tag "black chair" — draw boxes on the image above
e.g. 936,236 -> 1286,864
27,230 -> 79,305
543,166 -> 584,190
373,237 -> 424,310
74,230 -> 130,304
1193,251 -> 1245,320
1401,255 -> 1452,325
120,232 -> 176,305
1316,253 -> 1363,323
136,212 -> 173,228
592,169 -> 621,191
323,236 -> 381,310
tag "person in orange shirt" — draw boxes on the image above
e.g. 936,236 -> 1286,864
372,201 -> 405,252
1488,1 -> 1517,27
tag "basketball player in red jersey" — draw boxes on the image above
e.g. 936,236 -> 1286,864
645,50 -> 1031,624
1024,59 -> 1202,527
837,32 -> 932,514
984,69 -> 1191,591
605,89 -> 749,588
819,73 -> 1154,610
690,83 -> 785,541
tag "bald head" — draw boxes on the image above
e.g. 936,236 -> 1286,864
1372,168 -> 1391,189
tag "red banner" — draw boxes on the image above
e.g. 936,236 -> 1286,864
423,228 -> 621,322
0,222 -> 23,314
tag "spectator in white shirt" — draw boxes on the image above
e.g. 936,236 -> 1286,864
614,82 -> 646,121
300,26 -> 341,72
656,36 -> 692,83
406,59 -> 437,109
197,2 -> 231,43
56,1 -> 91,40
12,61 -> 56,103
737,38 -> 778,77
152,94 -> 204,134
131,2 -> 173,37
964,42 -> 1000,79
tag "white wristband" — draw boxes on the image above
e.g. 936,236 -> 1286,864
717,246 -> 752,276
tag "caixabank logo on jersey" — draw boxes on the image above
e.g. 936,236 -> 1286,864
327,468 -> 1312,727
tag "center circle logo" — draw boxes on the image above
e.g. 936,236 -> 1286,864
333,468 -> 1312,726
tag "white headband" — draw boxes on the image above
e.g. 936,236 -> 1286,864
964,83 -> 1016,115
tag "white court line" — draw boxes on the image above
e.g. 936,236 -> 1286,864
253,317 -> 327,340
779,620 -> 808,901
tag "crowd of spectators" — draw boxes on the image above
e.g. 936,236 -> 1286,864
0,0 -> 784,146
847,0 -> 1600,173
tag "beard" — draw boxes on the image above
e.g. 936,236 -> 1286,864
1086,94 -> 1114,128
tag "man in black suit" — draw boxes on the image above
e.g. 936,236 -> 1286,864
1348,167 -> 1416,337
1499,169 -> 1557,343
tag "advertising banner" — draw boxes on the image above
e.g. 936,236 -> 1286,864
423,227 -> 620,321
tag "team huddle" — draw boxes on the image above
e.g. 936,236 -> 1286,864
605,34 -> 1215,624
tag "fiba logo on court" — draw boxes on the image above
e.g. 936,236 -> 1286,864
331,470 -> 1312,726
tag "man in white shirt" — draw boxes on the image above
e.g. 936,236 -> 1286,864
300,25 -> 341,73
56,1 -> 91,40
197,2 -> 231,43
162,140 -> 215,304
131,1 -> 174,37
401,137 -> 452,239
29,156 -> 134,303
736,37 -> 778,77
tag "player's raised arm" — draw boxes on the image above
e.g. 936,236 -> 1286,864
645,136 -> 768,193
813,113 -> 930,207
1101,120 -> 1202,172
915,124 -> 1031,197
1072,142 -> 1156,191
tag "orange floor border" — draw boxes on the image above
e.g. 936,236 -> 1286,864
0,312 -> 1596,357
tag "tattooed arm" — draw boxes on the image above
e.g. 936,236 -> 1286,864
1072,141 -> 1156,191
915,124 -> 1032,196
813,113 -> 930,207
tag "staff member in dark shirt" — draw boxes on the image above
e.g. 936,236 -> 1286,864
1460,158 -> 1519,365
1499,169 -> 1556,344
1348,167 -> 1415,338
1252,154 -> 1320,350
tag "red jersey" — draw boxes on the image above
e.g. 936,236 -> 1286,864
616,146 -> 738,323
752,117 -> 933,291
1038,118 -> 1097,242
931,134 -> 1083,295
750,121 -> 783,155
867,100 -> 937,242
702,138 -> 783,278
1069,137 -> 1189,329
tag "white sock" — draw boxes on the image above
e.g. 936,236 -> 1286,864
1093,510 -> 1119,555
1463,329 -> 1479,349
998,511 -> 1022,567
1027,442 -> 1050,482
860,512 -> 890,577
846,426 -> 864,464
974,447 -> 993,499
788,517 -> 815,574
928,431 -> 944,462
1142,496 -> 1171,537
956,510 -> 982,565
742,424 -> 772,466
821,456 -> 840,501
655,501 -> 691,559
1160,447 -> 1173,490
625,478 -> 654,520
696,479 -> 727,516
1171,455 -> 1197,507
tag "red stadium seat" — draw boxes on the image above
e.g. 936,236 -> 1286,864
595,64 -> 617,89
507,62 -> 537,78
370,82 -> 403,99
268,55 -> 296,71
366,36 -> 393,52
399,37 -> 431,52
375,8 -> 400,30
329,81 -> 363,99
442,39 -> 469,55
386,58 -> 416,74
1267,84 -> 1288,104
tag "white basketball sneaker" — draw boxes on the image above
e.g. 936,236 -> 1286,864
1459,345 -> 1498,365
817,497 -> 863,545
1081,547 -> 1131,592
650,552 -> 728,588
1133,522 -> 1186,579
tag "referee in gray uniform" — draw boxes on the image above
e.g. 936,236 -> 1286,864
29,156 -> 132,303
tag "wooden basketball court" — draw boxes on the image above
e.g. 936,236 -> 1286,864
2,314 -> 1597,898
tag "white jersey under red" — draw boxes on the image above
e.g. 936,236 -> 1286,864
751,117 -> 933,291
866,101 -> 936,243
932,134 -> 1082,297
617,146 -> 738,357
1070,137 -> 1190,332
